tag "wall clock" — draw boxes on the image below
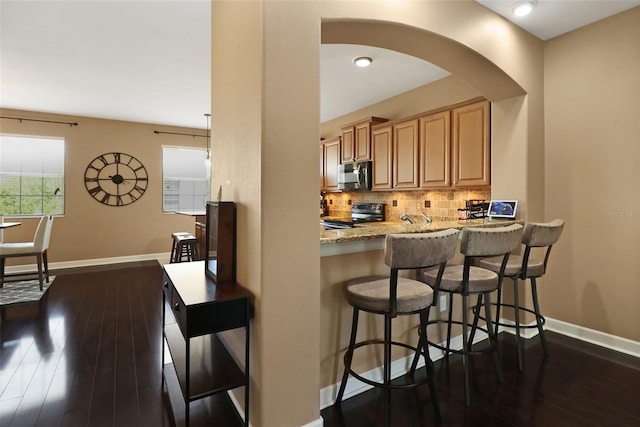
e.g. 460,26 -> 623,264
84,152 -> 148,206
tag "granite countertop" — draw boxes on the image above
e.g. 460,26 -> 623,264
320,219 -> 522,244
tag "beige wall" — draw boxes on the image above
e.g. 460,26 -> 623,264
0,108 -> 201,265
213,1 -> 543,426
544,7 -> 640,341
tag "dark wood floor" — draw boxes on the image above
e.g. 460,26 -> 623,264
2,263 -> 639,427
322,321 -> 640,426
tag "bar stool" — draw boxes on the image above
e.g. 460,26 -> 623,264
170,232 -> 199,263
418,224 -> 523,407
335,229 -> 459,415
473,219 -> 565,371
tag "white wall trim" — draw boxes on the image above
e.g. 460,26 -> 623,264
545,317 -> 640,358
299,417 -> 324,427
5,252 -> 171,274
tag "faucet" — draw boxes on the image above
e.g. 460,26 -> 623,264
400,214 -> 416,224
420,212 -> 432,224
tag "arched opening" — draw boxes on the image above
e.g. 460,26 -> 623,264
322,19 -> 526,101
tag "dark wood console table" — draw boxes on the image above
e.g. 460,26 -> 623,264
161,261 -> 251,426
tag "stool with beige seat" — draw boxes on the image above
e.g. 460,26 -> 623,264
418,224 -> 523,407
472,219 -> 565,371
335,229 -> 460,416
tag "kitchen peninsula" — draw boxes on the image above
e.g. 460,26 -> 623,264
318,217 -> 521,405
320,218 -> 520,255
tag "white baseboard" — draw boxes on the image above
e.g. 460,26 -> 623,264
299,418 -> 324,427
545,317 -> 640,358
321,317 -> 640,409
5,252 -> 171,274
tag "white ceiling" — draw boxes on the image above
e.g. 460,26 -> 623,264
1,1 -> 639,130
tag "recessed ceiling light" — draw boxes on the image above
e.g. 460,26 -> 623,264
353,56 -> 373,68
512,0 -> 537,17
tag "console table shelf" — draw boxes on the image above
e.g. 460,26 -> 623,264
162,261 -> 252,426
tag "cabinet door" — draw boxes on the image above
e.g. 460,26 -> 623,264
393,119 -> 420,189
371,126 -> 393,190
323,138 -> 341,192
340,126 -> 355,163
452,100 -> 490,187
420,111 -> 451,188
354,121 -> 371,161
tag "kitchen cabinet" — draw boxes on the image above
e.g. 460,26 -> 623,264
452,100 -> 490,187
162,261 -> 251,426
419,110 -> 451,188
371,125 -> 393,190
393,119 -> 420,189
340,117 -> 388,163
321,137 -> 341,192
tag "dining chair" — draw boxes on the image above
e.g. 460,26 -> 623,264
0,215 -> 54,290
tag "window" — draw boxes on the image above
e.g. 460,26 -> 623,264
162,147 -> 209,212
0,135 -> 65,216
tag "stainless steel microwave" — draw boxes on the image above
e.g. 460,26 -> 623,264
337,161 -> 372,191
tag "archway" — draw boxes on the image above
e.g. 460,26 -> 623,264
322,19 -> 526,101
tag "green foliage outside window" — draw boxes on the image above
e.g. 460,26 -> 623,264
0,135 -> 65,216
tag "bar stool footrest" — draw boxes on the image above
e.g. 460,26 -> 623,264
426,319 -> 498,356
472,302 -> 546,329
343,339 -> 431,390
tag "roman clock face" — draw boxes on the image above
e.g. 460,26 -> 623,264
84,152 -> 148,206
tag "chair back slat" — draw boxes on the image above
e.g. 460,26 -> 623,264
460,224 -> 523,257
385,229 -> 459,270
522,219 -> 564,247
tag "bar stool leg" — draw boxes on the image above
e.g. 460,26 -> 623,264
419,309 -> 441,421
484,292 -> 503,383
468,294 -> 483,347
531,278 -> 549,357
383,314 -> 392,385
461,294 -> 471,407
336,308 -> 359,404
513,276 -> 523,371
170,240 -> 177,263
445,292 -> 454,359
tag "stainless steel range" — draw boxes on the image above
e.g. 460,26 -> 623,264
322,202 -> 386,230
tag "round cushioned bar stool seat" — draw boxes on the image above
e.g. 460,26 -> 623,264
422,264 -> 500,294
345,275 -> 435,314
476,255 -> 545,278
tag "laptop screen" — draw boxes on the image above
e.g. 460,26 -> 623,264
487,200 -> 518,219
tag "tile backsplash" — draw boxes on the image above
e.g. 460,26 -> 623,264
323,188 -> 492,222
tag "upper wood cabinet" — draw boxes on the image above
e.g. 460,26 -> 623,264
419,111 -> 451,188
341,117 -> 388,163
321,137 -> 341,192
371,125 -> 393,190
452,100 -> 490,187
393,119 -> 420,189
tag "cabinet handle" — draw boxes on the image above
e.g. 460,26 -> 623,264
174,303 -> 180,312
163,281 -> 169,288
